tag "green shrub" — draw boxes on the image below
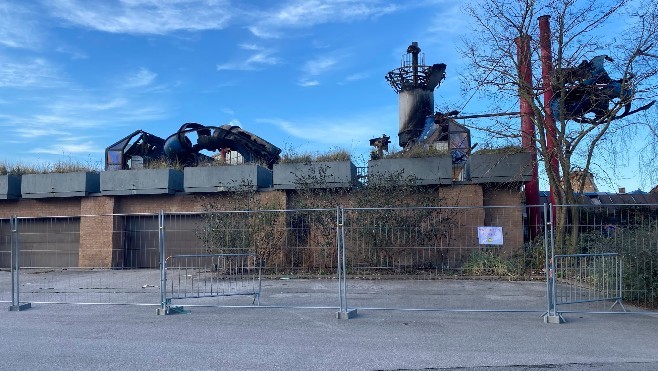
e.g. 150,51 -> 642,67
585,225 -> 658,308
462,250 -> 524,278
196,188 -> 286,264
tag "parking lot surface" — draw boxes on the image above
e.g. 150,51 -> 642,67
1,277 -> 657,370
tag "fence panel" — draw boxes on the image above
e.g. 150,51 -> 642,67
342,205 -> 547,311
553,253 -> 624,312
551,204 -> 658,313
162,209 -> 342,309
0,218 -> 11,303
162,254 -> 261,310
13,214 -> 160,306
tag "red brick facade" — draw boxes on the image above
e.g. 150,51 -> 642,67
0,184 -> 526,267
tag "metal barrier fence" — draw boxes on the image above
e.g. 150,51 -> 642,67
549,204 -> 658,314
341,205 -> 548,312
552,253 -> 624,312
159,209 -> 344,311
3,203 -> 657,320
160,209 -> 340,274
5,214 -> 161,306
0,218 -> 12,304
2,206 -> 548,314
3,209 -> 344,311
8,216 -> 29,310
159,253 -> 262,314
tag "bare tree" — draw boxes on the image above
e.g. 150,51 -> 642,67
460,0 -> 658,251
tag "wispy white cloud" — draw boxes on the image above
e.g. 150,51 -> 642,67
31,141 -> 103,155
55,45 -> 88,60
305,56 -> 338,76
247,26 -> 280,40
248,0 -> 398,39
256,106 -> 397,148
298,80 -> 320,87
12,126 -> 70,138
344,72 -> 370,82
122,67 -> 157,89
0,2 -> 43,49
419,1 -> 471,67
336,71 -> 371,85
47,0 -> 233,35
0,57 -> 67,88
0,89 -> 167,162
298,54 -> 342,86
424,2 -> 467,35
66,98 -> 130,112
217,44 -> 280,71
239,43 -> 264,51
245,52 -> 279,66
1,91 -> 168,142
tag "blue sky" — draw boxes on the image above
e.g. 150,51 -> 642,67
0,0 -> 653,192
0,0 -> 466,162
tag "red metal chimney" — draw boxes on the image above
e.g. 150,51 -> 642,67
538,15 -> 560,207
515,35 -> 541,238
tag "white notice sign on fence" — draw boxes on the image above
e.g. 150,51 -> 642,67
478,226 -> 504,245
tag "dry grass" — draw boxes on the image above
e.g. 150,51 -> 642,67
383,146 -> 449,159
51,159 -> 99,173
142,157 -> 183,170
473,145 -> 525,155
279,148 -> 351,164
0,159 -> 100,175
315,149 -> 351,162
0,163 -> 41,176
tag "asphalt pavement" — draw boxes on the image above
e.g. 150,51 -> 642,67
1,277 -> 657,370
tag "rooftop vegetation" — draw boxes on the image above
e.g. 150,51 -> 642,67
0,159 -> 100,175
278,148 -> 351,164
472,145 -> 525,155
379,146 -> 450,160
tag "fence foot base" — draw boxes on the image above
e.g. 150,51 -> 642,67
336,309 -> 357,320
157,306 -> 189,315
610,300 -> 627,312
543,314 -> 565,324
9,303 -> 31,312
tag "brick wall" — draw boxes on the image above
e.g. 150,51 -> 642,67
79,197 -> 119,267
483,185 -> 525,255
114,191 -> 287,214
435,184 -> 485,248
0,198 -> 81,268
0,198 -> 81,218
0,184 -> 526,268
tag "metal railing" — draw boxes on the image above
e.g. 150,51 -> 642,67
158,208 -> 345,312
341,205 -> 547,312
552,253 -> 624,311
9,216 -> 30,310
3,203 -> 657,320
548,204 -> 658,314
159,253 -> 262,314
6,214 -> 161,306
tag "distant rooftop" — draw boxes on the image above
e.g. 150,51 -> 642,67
539,191 -> 658,205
